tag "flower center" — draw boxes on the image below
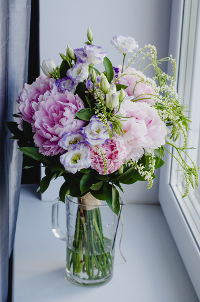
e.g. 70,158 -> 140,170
72,154 -> 81,164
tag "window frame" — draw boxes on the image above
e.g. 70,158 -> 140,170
159,0 -> 200,299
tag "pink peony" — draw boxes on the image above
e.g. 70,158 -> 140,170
117,98 -> 167,161
117,66 -> 155,105
17,76 -> 55,127
33,91 -> 85,156
90,137 -> 127,175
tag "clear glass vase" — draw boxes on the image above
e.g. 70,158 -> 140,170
52,193 -> 124,286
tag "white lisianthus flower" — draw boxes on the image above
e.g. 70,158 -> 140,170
111,35 -> 139,54
74,45 -> 107,65
41,59 -> 56,77
81,115 -> 111,146
59,131 -> 85,150
67,62 -> 89,84
60,144 -> 91,174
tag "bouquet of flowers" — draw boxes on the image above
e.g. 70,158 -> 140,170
7,28 -> 198,285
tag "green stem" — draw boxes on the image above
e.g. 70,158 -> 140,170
122,54 -> 126,73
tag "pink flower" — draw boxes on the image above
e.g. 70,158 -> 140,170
33,91 -> 85,156
117,67 -> 155,105
117,99 -> 167,161
90,137 -> 127,175
17,76 -> 55,127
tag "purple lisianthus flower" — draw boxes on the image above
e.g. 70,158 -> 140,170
60,144 -> 91,174
67,62 -> 89,84
86,75 -> 101,91
55,76 -> 77,93
59,131 -> 85,150
113,67 -> 120,79
81,116 -> 111,146
74,45 -> 107,65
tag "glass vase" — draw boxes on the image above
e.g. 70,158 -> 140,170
52,193 -> 124,286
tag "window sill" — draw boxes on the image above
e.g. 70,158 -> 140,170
14,185 -> 198,302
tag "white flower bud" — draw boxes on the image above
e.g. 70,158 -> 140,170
41,59 -> 56,77
67,45 -> 75,60
87,27 -> 93,42
99,74 -> 110,93
106,90 -> 119,110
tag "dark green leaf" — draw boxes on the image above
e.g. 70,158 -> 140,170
75,82 -> 86,100
117,166 -> 136,183
116,84 -> 128,91
80,167 -> 92,174
85,95 -> 92,110
103,57 -> 114,83
103,182 -> 120,215
76,108 -> 95,121
23,166 -> 34,169
23,120 -> 34,144
6,121 -> 21,136
80,174 -> 93,194
60,60 -> 70,78
122,171 -> 146,184
59,180 -> 72,203
19,147 -> 49,164
90,187 -> 105,200
69,184 -> 82,197
90,181 -> 103,191
40,173 -> 56,194
96,174 -> 109,180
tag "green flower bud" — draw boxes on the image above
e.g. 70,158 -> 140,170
99,74 -> 110,93
106,89 -> 119,110
118,164 -> 123,174
67,45 -> 75,60
87,27 -> 93,42
91,69 -> 97,84
119,89 -> 126,103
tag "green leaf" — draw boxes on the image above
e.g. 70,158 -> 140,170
117,166 -> 136,183
103,182 -> 120,215
90,187 -> 105,200
116,84 -> 128,91
69,185 -> 82,197
40,173 -> 56,194
80,167 -> 92,174
76,108 -> 95,121
92,67 -> 100,75
155,157 -> 165,169
19,147 -> 49,164
6,121 -> 21,136
90,181 -> 103,191
23,120 -> 34,144
60,60 -> 70,78
59,180 -> 72,203
85,95 -> 92,110
96,174 -> 109,180
80,174 -> 93,194
103,57 -> 114,83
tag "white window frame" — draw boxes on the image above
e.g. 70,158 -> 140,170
159,0 -> 200,299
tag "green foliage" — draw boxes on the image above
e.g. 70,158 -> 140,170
103,57 -> 114,83
103,182 -> 120,215
76,108 -> 95,121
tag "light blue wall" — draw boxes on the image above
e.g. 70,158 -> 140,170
39,0 -> 172,203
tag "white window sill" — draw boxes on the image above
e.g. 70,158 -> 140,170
14,185 -> 198,302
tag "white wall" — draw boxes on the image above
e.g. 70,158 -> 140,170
39,0 -> 172,203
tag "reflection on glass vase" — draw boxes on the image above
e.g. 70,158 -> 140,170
52,193 -> 124,286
